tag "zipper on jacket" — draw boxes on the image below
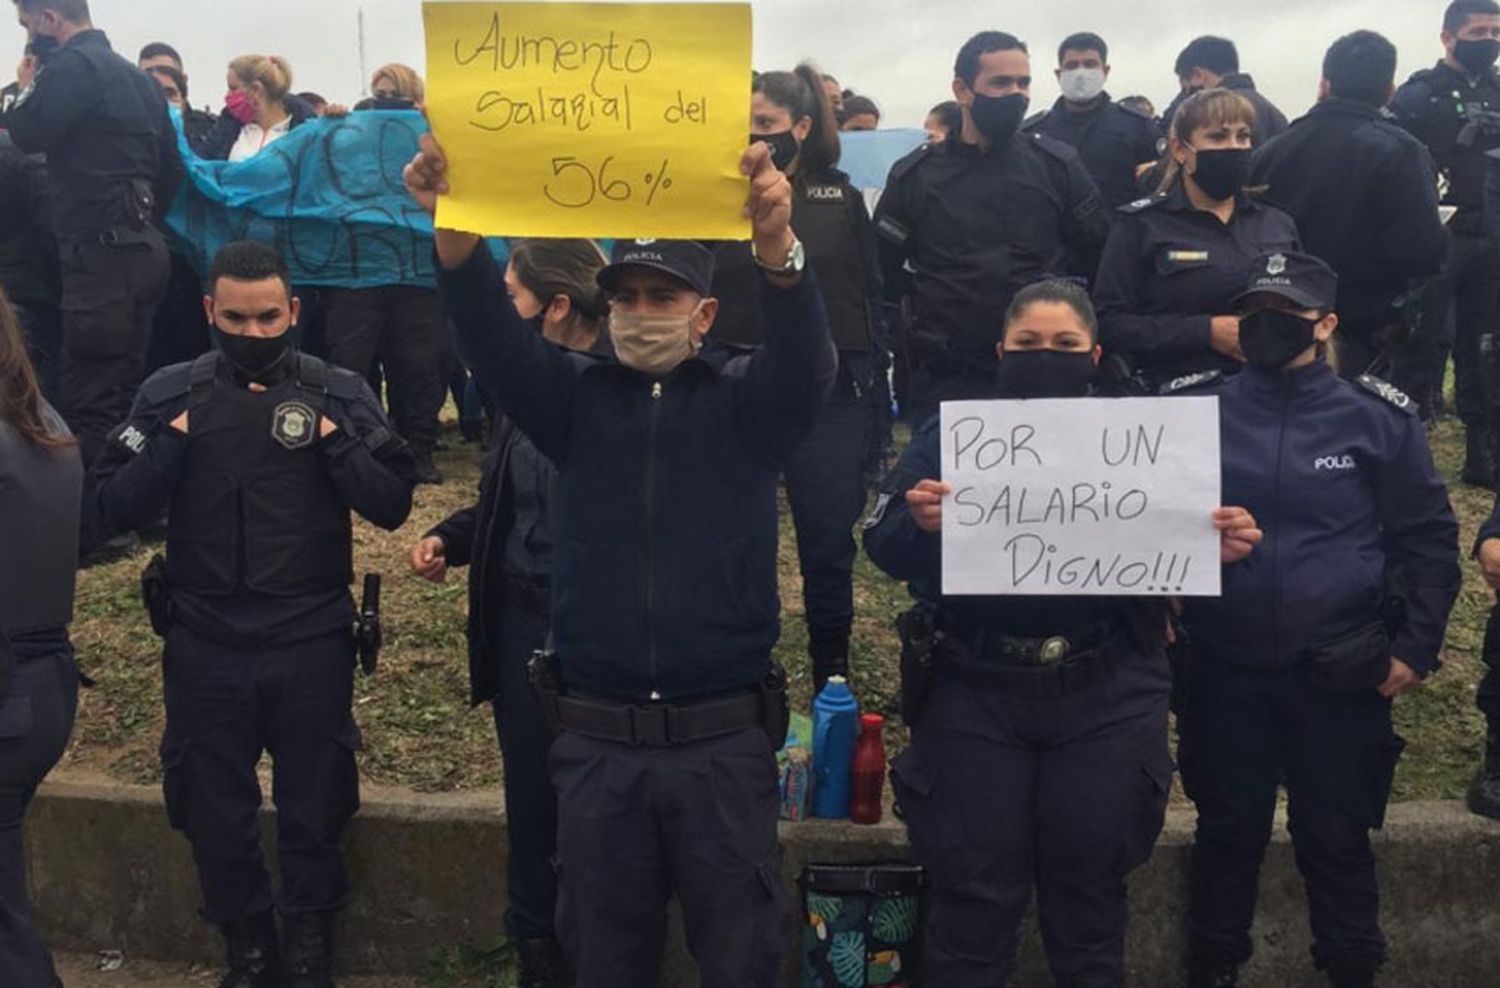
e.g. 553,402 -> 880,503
1271,376 -> 1290,664
643,381 -> 664,699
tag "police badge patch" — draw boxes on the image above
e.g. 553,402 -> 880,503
271,401 -> 318,450
1267,253 -> 1287,276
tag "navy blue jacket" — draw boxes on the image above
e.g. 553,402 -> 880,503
1251,99 -> 1448,333
1392,60 -> 1500,215
1024,95 -> 1161,209
1093,187 -> 1301,384
1182,362 -> 1460,676
438,243 -> 836,702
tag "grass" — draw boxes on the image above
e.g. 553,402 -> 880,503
59,416 -> 1496,805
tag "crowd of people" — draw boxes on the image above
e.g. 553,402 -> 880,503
4,0 -> 1500,986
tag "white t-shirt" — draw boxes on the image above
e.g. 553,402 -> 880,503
228,116 -> 292,163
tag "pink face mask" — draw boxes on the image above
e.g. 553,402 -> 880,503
225,89 -> 256,124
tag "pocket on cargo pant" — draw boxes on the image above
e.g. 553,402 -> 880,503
321,721 -> 363,839
1360,731 -> 1406,830
1122,752 -> 1175,872
159,731 -> 193,832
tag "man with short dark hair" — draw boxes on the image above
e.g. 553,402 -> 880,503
1165,35 -> 1288,143
138,41 -> 217,144
3,0 -> 184,562
1250,31 -> 1449,402
1023,30 -> 1160,207
1393,0 -> 1500,486
876,30 -> 1110,423
94,240 -> 416,988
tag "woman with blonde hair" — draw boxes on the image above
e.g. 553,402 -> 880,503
194,54 -> 323,162
1092,88 -> 1301,392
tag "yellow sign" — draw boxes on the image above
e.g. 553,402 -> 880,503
422,1 -> 753,240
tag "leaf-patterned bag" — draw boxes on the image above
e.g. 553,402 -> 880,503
800,863 -> 924,987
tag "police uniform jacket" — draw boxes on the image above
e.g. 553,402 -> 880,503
712,168 -> 888,362
1392,60 -> 1500,220
863,389 -> 1142,653
93,351 -> 416,647
438,243 -> 836,703
1024,94 -> 1161,209
1181,362 -> 1460,676
1093,186 -> 1301,383
0,405 -> 81,644
1220,73 -> 1289,144
0,131 -> 58,308
1250,99 -> 1448,332
2,30 -> 183,245
874,131 -> 1109,367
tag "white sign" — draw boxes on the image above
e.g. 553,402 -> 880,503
940,397 -> 1222,597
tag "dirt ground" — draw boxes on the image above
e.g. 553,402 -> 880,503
54,952 -> 418,987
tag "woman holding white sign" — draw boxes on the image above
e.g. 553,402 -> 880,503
864,279 -> 1260,986
1171,251 -> 1461,988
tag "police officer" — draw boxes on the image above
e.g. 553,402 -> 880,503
864,278 -> 1261,985
410,238 -> 611,988
1251,31 -> 1449,401
1094,89 -> 1301,391
1392,0 -> 1500,484
0,291 -> 82,987
93,242 -> 417,988
1161,36 -> 1289,144
712,64 -> 890,691
1175,252 -> 1462,988
875,30 -> 1110,425
4,0 -> 184,560
0,127 -> 59,401
408,138 -> 833,984
1023,32 -> 1161,209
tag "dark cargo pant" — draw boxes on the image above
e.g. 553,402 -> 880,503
890,641 -> 1173,986
1178,659 -> 1399,972
549,726 -> 790,987
160,625 -> 361,923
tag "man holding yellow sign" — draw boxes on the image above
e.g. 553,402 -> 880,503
410,6 -> 834,982
422,1 -> 754,240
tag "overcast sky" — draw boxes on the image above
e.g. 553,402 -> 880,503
4,1 -> 1443,126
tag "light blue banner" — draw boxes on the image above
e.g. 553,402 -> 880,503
838,128 -> 928,191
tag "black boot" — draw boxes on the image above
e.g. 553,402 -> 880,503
217,912 -> 279,988
809,638 -> 850,696
1187,938 -> 1241,988
515,936 -> 572,988
410,442 -> 444,486
1468,731 -> 1500,820
1462,427 -> 1496,489
1324,954 -> 1380,988
282,912 -> 337,987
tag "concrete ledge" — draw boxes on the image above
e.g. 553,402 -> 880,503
26,780 -> 1500,985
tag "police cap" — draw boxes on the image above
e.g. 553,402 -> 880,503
598,240 -> 715,297
1232,251 -> 1339,313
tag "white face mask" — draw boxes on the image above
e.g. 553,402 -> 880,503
1059,67 -> 1107,103
608,304 -> 704,378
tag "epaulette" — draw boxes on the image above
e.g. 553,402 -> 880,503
324,362 -> 368,401
138,361 -> 196,406
1158,370 -> 1222,395
1030,131 -> 1081,164
885,142 -> 932,188
1356,374 -> 1418,416
1118,194 -> 1168,215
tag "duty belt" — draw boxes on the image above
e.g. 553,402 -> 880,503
557,690 -> 764,747
936,616 -> 1124,696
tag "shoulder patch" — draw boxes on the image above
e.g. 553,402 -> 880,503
1356,374 -> 1418,416
1158,370 -> 1223,395
324,364 -> 368,401
1118,195 -> 1166,215
139,361 -> 196,406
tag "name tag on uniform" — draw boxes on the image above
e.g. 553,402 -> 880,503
805,184 -> 845,202
1167,250 -> 1210,263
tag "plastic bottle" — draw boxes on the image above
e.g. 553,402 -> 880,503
812,676 -> 860,819
850,713 -> 887,825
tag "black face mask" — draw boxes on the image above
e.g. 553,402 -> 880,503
28,34 -> 59,62
1188,146 -> 1252,201
995,349 -> 1096,399
751,130 -> 800,172
214,327 -> 292,378
1455,38 -> 1500,76
970,92 -> 1029,144
1239,309 -> 1320,370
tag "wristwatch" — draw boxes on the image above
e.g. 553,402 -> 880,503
752,236 -> 806,277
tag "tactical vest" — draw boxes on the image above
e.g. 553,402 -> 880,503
0,409 -> 82,633
713,175 -> 873,351
166,353 -> 353,596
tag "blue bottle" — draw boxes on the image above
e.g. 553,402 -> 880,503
812,676 -> 860,819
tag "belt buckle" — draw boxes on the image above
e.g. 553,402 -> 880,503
1037,637 -> 1071,666
629,704 -> 673,747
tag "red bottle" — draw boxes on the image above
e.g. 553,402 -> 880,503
850,713 -> 887,825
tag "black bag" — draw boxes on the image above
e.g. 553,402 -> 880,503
1304,623 -> 1391,693
802,863 -> 924,987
